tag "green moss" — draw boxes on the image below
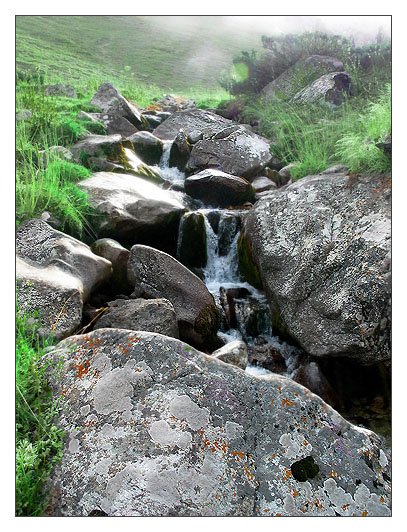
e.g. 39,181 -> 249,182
290,456 -> 319,482
194,304 -> 220,351
237,231 -> 262,290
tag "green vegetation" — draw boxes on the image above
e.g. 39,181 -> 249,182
16,307 -> 65,516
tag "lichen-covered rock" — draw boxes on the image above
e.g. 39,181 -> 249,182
211,340 -> 248,369
16,219 -> 112,340
90,82 -> 144,129
185,169 -> 255,207
153,109 -> 232,141
185,125 -> 272,180
94,298 -> 179,338
127,131 -> 163,165
261,55 -> 345,101
77,172 -> 186,251
42,329 -> 391,516
292,72 -> 353,106
241,173 -> 391,362
127,245 -> 219,350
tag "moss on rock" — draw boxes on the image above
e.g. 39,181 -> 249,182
291,456 -> 319,482
237,231 -> 262,290
194,304 -> 220,351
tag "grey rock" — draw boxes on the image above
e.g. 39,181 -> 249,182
279,163 -> 298,184
157,94 -> 196,112
103,115 -> 139,137
16,110 -> 32,121
184,169 -> 255,207
322,165 -> 350,175
262,55 -> 345,101
292,72 -> 353,106
94,298 -> 179,338
251,176 -> 277,193
127,245 -> 219,350
177,212 -> 207,271
45,83 -> 77,98
77,111 -> 102,122
211,340 -> 248,369
127,131 -> 163,166
90,82 -> 144,129
143,114 -> 162,128
292,361 -> 339,408
16,219 -> 112,340
70,134 -> 123,169
153,109 -> 232,141
42,329 -> 391,516
39,146 -> 73,168
91,239 -> 130,293
241,173 -> 391,362
78,172 -> 186,245
185,125 -> 272,180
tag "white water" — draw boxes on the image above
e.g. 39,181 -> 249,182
150,141 -> 186,185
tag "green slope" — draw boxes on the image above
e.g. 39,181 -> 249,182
16,15 -> 263,91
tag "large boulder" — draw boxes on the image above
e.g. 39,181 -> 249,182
241,173 -> 391,363
177,212 -> 207,271
185,125 -> 272,180
261,55 -> 345,101
90,82 -> 145,129
42,329 -> 391,516
94,298 -> 179,339
127,131 -> 164,165
292,72 -> 353,106
70,134 -> 123,171
16,219 -> 112,340
78,172 -> 186,253
153,109 -> 233,141
184,169 -> 255,207
127,245 -> 220,350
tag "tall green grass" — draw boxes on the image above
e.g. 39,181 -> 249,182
247,84 -> 391,178
16,307 -> 65,516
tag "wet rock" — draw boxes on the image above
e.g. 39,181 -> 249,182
78,172 -> 186,253
292,72 -> 353,106
91,82 -> 145,129
177,212 -> 207,271
292,361 -> 339,408
376,136 -> 391,158
16,219 -> 112,341
262,55 -> 345,101
127,131 -> 163,165
70,134 -> 123,170
128,245 -> 219,350
169,130 -> 191,170
184,169 -> 255,207
217,212 -> 241,256
94,298 -> 179,338
185,125 -> 272,180
42,329 -> 391,516
242,173 -> 391,363
143,114 -> 162,128
45,83 -> 77,98
247,344 -> 287,374
157,94 -> 196,113
211,340 -> 248,370
91,238 -> 131,293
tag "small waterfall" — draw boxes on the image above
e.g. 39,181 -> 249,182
150,140 -> 185,185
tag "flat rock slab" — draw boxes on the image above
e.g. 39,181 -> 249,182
153,109 -> 232,141
78,172 -> 186,242
242,173 -> 391,362
43,329 -> 391,516
16,219 -> 112,340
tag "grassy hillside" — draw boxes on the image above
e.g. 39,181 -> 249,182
16,15 -> 263,91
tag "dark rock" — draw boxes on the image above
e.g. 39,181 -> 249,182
153,109 -> 232,141
376,136 -> 391,157
322,164 -> 350,174
70,134 -> 123,170
103,115 -> 139,137
91,82 -> 145,129
247,344 -> 287,374
290,456 -> 319,482
127,244 -> 219,350
184,169 -> 255,207
292,361 -> 339,408
143,114 -> 162,128
251,176 -> 277,193
94,298 -> 179,338
127,131 -> 163,165
278,163 -> 298,184
91,238 -> 131,294
177,212 -> 207,271
169,130 -> 191,170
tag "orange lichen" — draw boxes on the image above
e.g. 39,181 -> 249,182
282,398 -> 295,406
329,469 -> 340,479
362,510 -> 368,516
293,489 -> 299,497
